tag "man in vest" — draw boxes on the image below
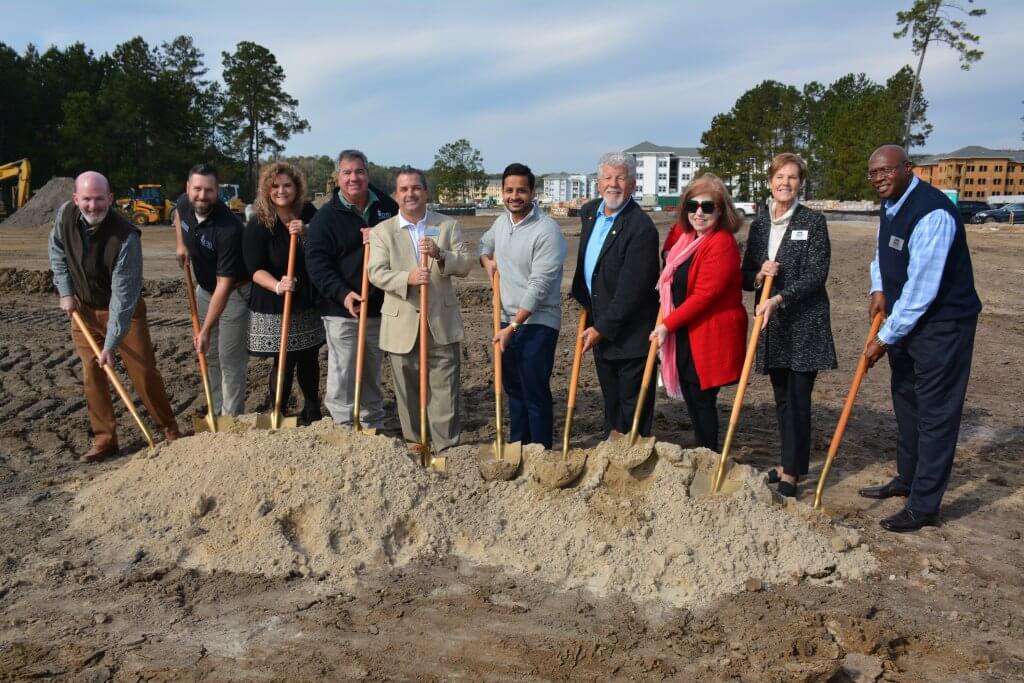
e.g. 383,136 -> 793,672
860,145 -> 982,532
48,171 -> 179,463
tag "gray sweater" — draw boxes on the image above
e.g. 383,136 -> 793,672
478,204 -> 567,331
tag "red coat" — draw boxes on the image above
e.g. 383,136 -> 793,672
663,229 -> 747,390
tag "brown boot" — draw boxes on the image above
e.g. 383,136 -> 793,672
164,427 -> 181,443
79,443 -> 119,463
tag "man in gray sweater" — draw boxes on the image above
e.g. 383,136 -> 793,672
479,163 -> 568,448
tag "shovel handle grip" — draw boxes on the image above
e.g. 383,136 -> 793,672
419,252 -> 430,451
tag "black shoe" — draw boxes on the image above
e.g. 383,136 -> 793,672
858,478 -> 911,499
879,508 -> 940,533
777,480 -> 798,498
766,468 -> 781,484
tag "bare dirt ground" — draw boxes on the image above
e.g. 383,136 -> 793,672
0,214 -> 1022,681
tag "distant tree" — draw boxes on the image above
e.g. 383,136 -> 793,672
894,0 -> 986,149
220,41 -> 309,198
432,139 -> 487,204
272,154 -> 336,199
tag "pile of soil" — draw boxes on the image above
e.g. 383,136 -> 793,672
1,177 -> 75,227
71,421 -> 875,609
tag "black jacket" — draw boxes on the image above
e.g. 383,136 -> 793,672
571,198 -> 660,360
305,185 -> 398,318
741,203 -> 837,373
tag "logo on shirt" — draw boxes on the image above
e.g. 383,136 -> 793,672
199,234 -> 215,251
888,235 -> 905,251
790,230 -> 808,241
377,209 -> 392,220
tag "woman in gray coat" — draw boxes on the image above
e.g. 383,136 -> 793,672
742,153 -> 837,497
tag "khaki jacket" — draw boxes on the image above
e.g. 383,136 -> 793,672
368,210 -> 472,354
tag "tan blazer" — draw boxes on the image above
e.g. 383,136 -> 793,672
368,210 -> 472,354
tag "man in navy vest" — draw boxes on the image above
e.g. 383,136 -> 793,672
860,145 -> 982,532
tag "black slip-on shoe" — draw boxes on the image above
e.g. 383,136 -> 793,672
879,508 -> 940,533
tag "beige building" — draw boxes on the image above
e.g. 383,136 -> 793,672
913,146 -> 1024,200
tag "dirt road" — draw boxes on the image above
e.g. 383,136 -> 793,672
0,215 -> 1022,680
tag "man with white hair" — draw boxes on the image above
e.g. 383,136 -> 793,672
571,153 -> 660,437
48,171 -> 179,462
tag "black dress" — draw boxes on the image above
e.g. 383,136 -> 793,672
243,203 -> 325,356
670,256 -> 699,383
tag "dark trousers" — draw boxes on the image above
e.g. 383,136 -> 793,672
888,316 -> 977,515
501,323 -> 558,448
267,346 -> 322,420
680,377 -> 720,450
594,352 -> 655,438
769,368 -> 817,477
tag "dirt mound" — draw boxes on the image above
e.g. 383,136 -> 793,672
0,269 -> 183,298
2,177 -> 75,227
71,421 -> 875,609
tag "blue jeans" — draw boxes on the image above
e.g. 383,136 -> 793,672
501,323 -> 558,448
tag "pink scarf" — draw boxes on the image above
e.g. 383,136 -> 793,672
656,229 -> 707,399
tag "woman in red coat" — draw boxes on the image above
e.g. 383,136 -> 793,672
650,174 -> 746,450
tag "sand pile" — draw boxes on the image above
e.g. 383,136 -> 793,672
1,177 -> 75,227
71,422 -> 875,609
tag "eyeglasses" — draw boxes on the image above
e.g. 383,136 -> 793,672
866,166 -> 900,181
685,199 -> 717,214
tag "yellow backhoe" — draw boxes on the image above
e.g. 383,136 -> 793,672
0,159 -> 31,219
218,184 -> 246,217
116,184 -> 177,226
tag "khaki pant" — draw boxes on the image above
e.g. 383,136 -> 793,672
389,338 -> 461,451
195,284 -> 250,416
322,315 -> 385,428
71,300 -> 178,448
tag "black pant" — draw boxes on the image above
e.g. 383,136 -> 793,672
888,316 -> 976,515
680,375 -> 720,450
594,353 -> 655,437
769,368 -> 817,477
267,346 -> 321,419
501,323 -> 558,448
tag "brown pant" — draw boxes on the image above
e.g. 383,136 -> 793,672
71,300 -> 178,448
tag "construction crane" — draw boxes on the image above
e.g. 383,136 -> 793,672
0,159 -> 31,219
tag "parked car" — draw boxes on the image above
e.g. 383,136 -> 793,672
955,200 -> 990,222
733,201 -> 759,217
971,203 -> 1024,224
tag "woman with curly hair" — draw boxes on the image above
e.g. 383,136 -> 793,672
243,161 -> 324,424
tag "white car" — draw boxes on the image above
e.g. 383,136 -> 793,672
733,201 -> 758,217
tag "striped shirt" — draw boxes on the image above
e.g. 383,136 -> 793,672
869,177 -> 956,344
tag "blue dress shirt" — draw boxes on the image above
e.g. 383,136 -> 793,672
870,176 -> 956,344
583,200 -> 626,293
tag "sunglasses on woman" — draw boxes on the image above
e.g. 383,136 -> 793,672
685,199 -> 717,214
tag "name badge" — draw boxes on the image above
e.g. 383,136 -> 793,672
888,235 -> 905,251
425,226 -> 441,237
790,230 -> 808,241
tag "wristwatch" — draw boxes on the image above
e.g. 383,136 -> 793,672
874,334 -> 888,350
509,321 -> 521,333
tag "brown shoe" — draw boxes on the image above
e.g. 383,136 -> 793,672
164,427 -> 181,443
79,444 -> 119,463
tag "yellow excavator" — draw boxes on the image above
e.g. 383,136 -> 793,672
218,184 -> 246,217
0,159 -> 31,219
116,184 -> 177,226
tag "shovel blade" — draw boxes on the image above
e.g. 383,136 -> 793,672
478,440 -> 522,481
193,413 -> 236,434
598,431 -> 656,471
254,412 -> 298,431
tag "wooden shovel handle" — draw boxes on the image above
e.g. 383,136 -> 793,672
567,310 -> 587,410
626,308 -> 664,444
353,241 -> 371,428
71,311 -> 155,448
813,312 -> 884,509
419,252 -> 430,450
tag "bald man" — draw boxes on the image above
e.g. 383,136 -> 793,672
859,145 -> 981,532
48,172 -> 179,463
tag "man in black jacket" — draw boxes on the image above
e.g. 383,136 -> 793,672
306,150 -> 398,428
572,152 -> 661,437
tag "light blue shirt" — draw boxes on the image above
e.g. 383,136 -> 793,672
583,200 -> 626,293
398,211 -> 426,262
869,176 -> 956,344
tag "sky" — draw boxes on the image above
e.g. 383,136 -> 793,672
5,0 -> 1022,173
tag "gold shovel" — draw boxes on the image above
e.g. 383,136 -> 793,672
813,313 -> 884,509
71,311 -> 155,450
410,251 -> 446,473
478,271 -> 523,481
711,275 -> 774,493
351,241 -> 376,434
183,264 -> 236,433
255,232 -> 299,430
600,309 -> 663,470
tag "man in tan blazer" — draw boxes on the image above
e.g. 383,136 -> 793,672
368,167 -> 472,451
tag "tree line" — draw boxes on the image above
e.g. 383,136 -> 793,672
0,36 -> 306,199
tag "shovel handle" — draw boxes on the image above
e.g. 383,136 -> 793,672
272,232 -> 299,428
491,271 -> 504,452
419,251 -> 430,454
353,241 -> 371,430
182,264 -> 218,422
562,309 -> 587,457
626,308 -> 663,445
712,274 -> 774,493
71,311 -> 155,449
813,312 -> 884,509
